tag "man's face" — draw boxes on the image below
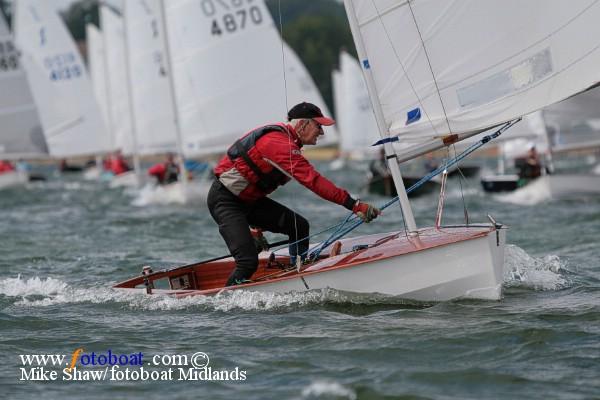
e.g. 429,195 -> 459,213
298,119 -> 324,145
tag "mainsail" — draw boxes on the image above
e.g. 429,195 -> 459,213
123,0 -> 178,155
100,5 -> 135,155
344,0 -> 600,161
162,0 -> 334,157
14,0 -> 110,157
0,11 -> 46,159
86,23 -> 112,148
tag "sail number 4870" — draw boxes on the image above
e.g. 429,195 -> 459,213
199,0 -> 264,36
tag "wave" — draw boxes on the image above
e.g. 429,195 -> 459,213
301,380 -> 357,400
504,244 -> 570,290
0,275 -> 421,312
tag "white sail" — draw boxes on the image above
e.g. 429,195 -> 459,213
345,0 -> 600,157
162,0 -> 333,157
123,0 -> 178,155
100,5 -> 135,155
14,0 -> 110,157
86,23 -> 111,145
281,41 -> 338,146
0,11 -> 46,159
542,86 -> 600,151
333,50 -> 379,157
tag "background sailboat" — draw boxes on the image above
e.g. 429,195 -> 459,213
0,9 -> 47,189
161,0 -> 336,158
481,87 -> 600,201
99,5 -> 140,188
13,0 -> 110,159
126,0 -> 210,205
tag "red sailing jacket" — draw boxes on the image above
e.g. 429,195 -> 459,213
214,123 -> 355,209
109,157 -> 130,175
0,160 -> 15,174
148,162 -> 179,184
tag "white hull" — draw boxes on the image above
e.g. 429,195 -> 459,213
0,171 -> 28,189
83,166 -> 101,180
238,228 -> 505,301
498,174 -> 600,204
593,164 -> 600,175
108,171 -> 140,188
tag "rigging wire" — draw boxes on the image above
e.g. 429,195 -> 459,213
276,0 -> 300,265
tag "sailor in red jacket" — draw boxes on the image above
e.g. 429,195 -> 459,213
208,102 -> 380,286
0,160 -> 15,174
148,153 -> 180,185
108,151 -> 131,175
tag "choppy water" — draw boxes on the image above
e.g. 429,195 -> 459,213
1,161 -> 599,400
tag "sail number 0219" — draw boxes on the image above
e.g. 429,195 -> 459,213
199,0 -> 264,36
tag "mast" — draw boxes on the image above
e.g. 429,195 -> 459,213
99,5 -> 116,152
122,1 -> 142,186
159,0 -> 188,190
343,0 -> 417,234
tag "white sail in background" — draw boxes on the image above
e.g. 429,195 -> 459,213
14,0 -> 110,157
542,86 -> 600,151
332,50 -> 378,158
86,23 -> 111,145
162,0 -> 333,157
281,41 -> 338,146
345,0 -> 600,157
100,5 -> 134,154
124,0 -> 177,155
0,11 -> 46,159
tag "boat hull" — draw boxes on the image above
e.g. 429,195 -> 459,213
108,171 -> 141,188
115,225 -> 506,302
543,174 -> 600,198
0,171 -> 29,189
237,228 -> 504,301
480,174 -> 523,192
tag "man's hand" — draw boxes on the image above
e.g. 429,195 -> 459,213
250,227 -> 269,252
352,201 -> 381,223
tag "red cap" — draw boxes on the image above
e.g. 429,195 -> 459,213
287,102 -> 335,126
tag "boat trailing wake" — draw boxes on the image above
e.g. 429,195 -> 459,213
0,245 -> 568,310
130,182 -> 209,207
493,178 -> 551,205
0,275 -> 420,311
504,244 -> 570,290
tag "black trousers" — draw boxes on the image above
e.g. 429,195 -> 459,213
207,180 -> 309,285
